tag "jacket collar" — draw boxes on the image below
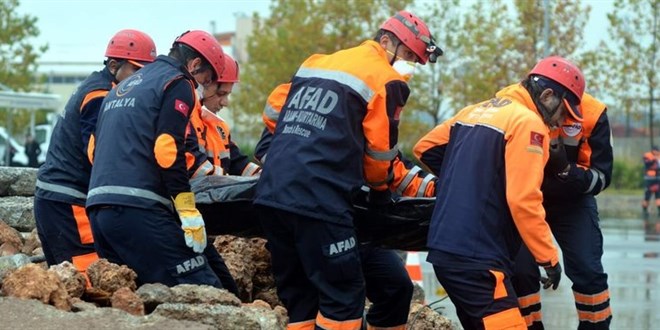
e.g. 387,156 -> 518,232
496,83 -> 543,119
361,40 -> 389,63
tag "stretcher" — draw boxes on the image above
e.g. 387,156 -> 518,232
193,175 -> 435,251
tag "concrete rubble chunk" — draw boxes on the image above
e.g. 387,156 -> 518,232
407,303 -> 456,330
21,228 -> 41,255
0,253 -> 33,282
153,303 -> 264,330
243,299 -> 287,329
170,284 -> 241,306
0,296 -> 214,329
135,283 -> 173,313
0,242 -> 20,256
213,235 -> 278,305
0,196 -> 35,232
87,259 -> 137,294
1,263 -> 71,311
49,261 -> 86,299
111,287 -> 145,316
0,219 -> 23,249
0,167 -> 37,197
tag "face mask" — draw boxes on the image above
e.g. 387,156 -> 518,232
195,83 -> 205,101
392,60 -> 416,81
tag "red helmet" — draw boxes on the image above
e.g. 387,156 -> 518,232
217,54 -> 239,83
174,30 -> 225,79
380,11 -> 438,64
105,29 -> 157,64
529,56 -> 585,121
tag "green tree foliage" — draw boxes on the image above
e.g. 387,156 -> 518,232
438,0 -> 590,110
232,0 -> 413,139
398,0 -> 461,150
0,0 -> 47,91
0,0 -> 48,138
582,0 -> 659,143
398,0 -> 589,150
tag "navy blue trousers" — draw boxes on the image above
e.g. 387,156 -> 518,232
88,205 -> 222,288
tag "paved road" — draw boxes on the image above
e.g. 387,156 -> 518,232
419,218 -> 660,329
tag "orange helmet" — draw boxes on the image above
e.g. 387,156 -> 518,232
217,54 -> 239,83
105,29 -> 157,65
380,11 -> 442,64
174,30 -> 225,79
529,56 -> 585,121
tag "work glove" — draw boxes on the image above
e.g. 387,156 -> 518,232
173,192 -> 207,253
367,188 -> 394,212
546,138 -> 569,176
541,262 -> 562,290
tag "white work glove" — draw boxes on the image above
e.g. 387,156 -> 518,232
173,192 -> 207,253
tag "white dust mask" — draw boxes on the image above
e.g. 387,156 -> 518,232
392,60 -> 416,81
195,83 -> 205,101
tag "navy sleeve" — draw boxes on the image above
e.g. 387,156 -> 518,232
157,78 -> 196,198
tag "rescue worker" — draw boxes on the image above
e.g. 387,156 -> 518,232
513,91 -> 613,329
253,11 -> 442,330
34,29 -> 156,280
86,30 -> 226,287
413,56 -> 586,329
256,83 -> 436,199
184,54 -> 255,298
188,54 -> 260,180
642,146 -> 660,217
255,83 -> 437,330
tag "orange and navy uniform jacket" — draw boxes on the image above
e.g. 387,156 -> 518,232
187,104 -> 260,179
643,151 -> 659,181
254,40 -> 413,224
36,67 -> 114,206
256,79 -> 436,200
414,83 -> 559,269
256,127 -> 436,198
539,92 -> 613,205
87,55 -> 196,211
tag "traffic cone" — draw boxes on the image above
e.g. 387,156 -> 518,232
405,251 -> 426,304
405,251 -> 423,286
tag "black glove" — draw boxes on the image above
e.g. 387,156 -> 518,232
541,262 -> 562,290
546,139 -> 569,176
367,189 -> 393,211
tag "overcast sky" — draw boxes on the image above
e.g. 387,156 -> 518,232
17,0 -> 613,64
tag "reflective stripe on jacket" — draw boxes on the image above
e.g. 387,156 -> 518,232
414,83 -> 559,268
188,105 -> 260,177
87,56 -> 194,210
254,40 -> 408,224
36,68 -> 114,205
540,92 -> 613,204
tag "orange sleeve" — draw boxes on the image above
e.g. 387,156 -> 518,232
389,156 -> 436,197
362,86 -> 402,191
80,90 -> 109,111
504,114 -> 558,267
263,83 -> 291,133
413,116 -> 455,176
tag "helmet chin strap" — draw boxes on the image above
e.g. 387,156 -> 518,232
389,42 -> 401,66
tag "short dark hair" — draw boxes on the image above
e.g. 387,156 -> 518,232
373,29 -> 400,44
168,43 -> 215,79
522,75 -> 578,106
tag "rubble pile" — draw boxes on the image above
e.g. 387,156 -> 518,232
0,166 -> 453,329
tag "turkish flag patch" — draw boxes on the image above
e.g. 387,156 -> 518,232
174,99 -> 190,117
530,131 -> 544,147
